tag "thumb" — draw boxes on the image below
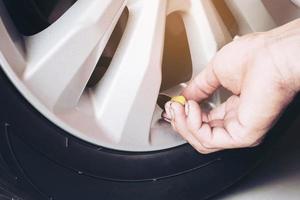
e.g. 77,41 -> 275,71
182,62 -> 220,102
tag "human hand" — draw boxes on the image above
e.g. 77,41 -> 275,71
163,19 -> 300,154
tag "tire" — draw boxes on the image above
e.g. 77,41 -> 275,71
1,65 -> 299,200
1,0 -> 300,199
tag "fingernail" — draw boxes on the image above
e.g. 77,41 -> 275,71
161,111 -> 171,123
163,117 -> 171,123
161,111 -> 167,118
165,102 -> 171,118
233,35 -> 240,41
185,101 -> 190,116
169,104 -> 175,120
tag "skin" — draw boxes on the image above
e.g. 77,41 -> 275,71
163,19 -> 300,154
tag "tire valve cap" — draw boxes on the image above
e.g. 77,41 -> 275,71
171,95 -> 186,106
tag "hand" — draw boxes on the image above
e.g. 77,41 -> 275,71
164,19 -> 300,154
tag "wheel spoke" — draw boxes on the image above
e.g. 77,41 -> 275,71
23,0 -> 127,111
225,0 -> 276,34
0,0 -> 26,76
182,0 -> 232,76
91,0 -> 167,146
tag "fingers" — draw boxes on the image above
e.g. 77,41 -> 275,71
167,97 -> 265,153
168,101 -> 220,154
185,100 -> 202,132
166,27 -> 297,153
162,102 -> 172,122
236,71 -> 294,143
195,95 -> 264,149
171,102 -> 218,154
182,64 -> 221,102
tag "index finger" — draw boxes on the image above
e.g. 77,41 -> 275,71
182,63 -> 220,102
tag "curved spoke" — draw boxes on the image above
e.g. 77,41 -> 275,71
23,0 -> 127,111
291,0 -> 300,7
0,0 -> 26,76
91,0 -> 167,146
183,0 -> 231,77
225,0 -> 276,34
167,0 -> 191,14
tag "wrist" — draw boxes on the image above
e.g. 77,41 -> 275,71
266,19 -> 300,92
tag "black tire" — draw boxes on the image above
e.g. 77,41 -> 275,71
0,68 -> 299,200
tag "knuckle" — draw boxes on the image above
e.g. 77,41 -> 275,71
171,121 -> 179,132
201,141 -> 214,149
238,137 -> 258,148
250,137 -> 264,147
198,150 -> 210,155
188,126 -> 201,138
232,127 -> 253,148
188,141 -> 212,154
200,135 -> 215,149
195,147 -> 210,154
242,32 -> 265,43
235,127 -> 266,148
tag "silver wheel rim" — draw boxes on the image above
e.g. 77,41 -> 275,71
0,0 -> 299,151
